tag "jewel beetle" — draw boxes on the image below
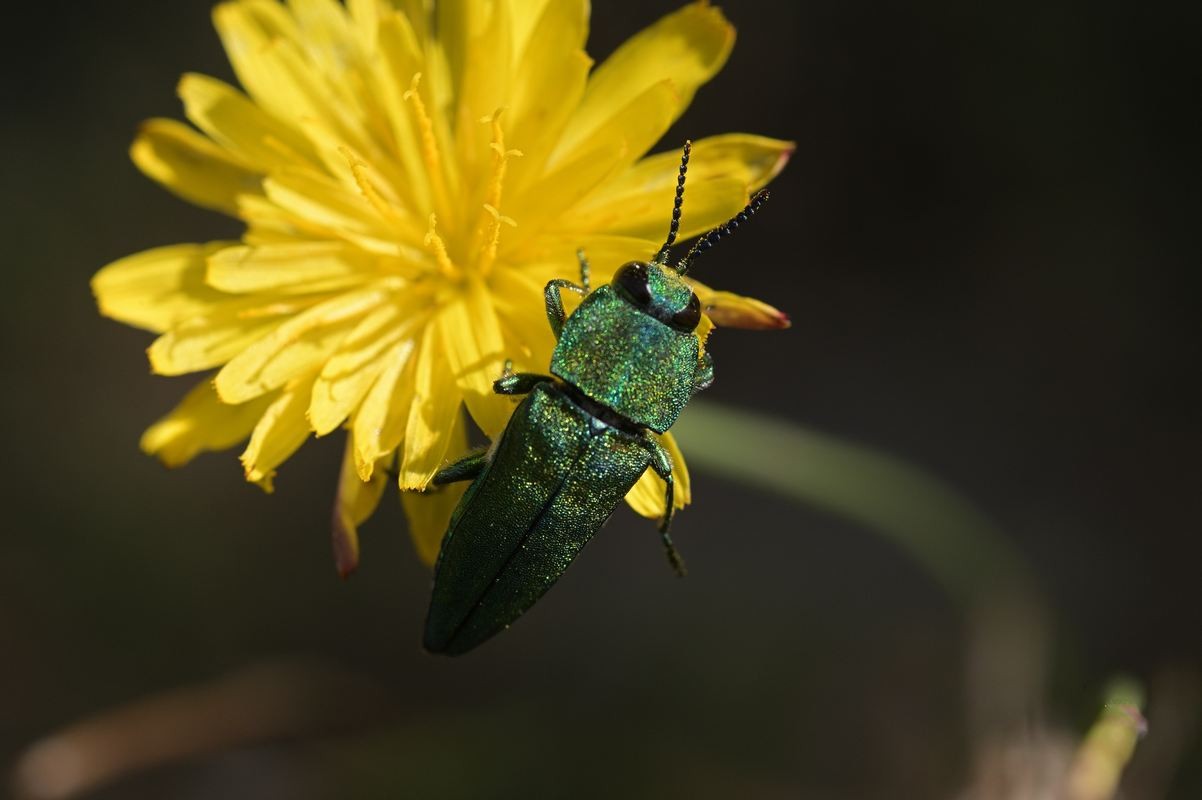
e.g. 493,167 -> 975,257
423,142 -> 771,655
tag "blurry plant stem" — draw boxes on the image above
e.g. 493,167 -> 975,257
1066,679 -> 1147,800
11,659 -> 390,800
675,401 -> 1051,736
676,401 -> 1029,605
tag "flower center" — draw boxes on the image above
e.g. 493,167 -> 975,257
396,74 -> 520,288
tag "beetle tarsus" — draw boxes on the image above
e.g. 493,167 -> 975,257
661,530 -> 688,577
576,249 -> 591,293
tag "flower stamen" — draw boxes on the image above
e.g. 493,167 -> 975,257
339,146 -> 409,229
403,73 -> 451,223
480,204 -> 516,278
476,110 -> 522,277
423,213 -> 461,281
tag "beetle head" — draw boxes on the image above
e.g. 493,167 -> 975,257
611,260 -> 701,333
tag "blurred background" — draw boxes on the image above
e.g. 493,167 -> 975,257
3,0 -> 1199,797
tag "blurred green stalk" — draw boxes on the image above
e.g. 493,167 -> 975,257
1067,679 -> 1147,800
675,401 -> 1029,610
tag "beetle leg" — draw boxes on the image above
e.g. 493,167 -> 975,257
692,351 -> 714,394
576,248 -> 591,294
494,373 -> 552,396
432,449 -> 489,486
544,278 -> 586,339
644,436 -> 688,577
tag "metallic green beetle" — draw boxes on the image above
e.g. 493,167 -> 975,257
423,143 -> 770,655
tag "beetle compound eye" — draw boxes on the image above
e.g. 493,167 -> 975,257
670,293 -> 702,332
612,261 -> 652,308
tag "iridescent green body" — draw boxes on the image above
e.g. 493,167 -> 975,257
424,382 -> 654,656
422,258 -> 709,655
421,146 -> 770,655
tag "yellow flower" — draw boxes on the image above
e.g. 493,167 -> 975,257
93,0 -> 792,575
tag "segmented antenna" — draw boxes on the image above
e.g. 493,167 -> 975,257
654,141 -> 691,264
676,190 -> 770,275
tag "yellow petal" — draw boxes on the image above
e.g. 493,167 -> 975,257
574,134 -> 794,241
240,372 -> 318,491
352,336 -> 418,479
449,0 -> 513,181
506,0 -> 590,182
206,241 -> 376,294
262,169 -> 417,256
690,281 -> 791,330
555,2 -> 733,158
371,11 -> 431,212
140,378 -> 275,467
396,0 -> 430,42
93,242 -> 234,333
131,119 -> 261,215
400,411 -> 469,566
218,1 -> 384,179
287,0 -> 356,72
310,299 -> 426,435
587,176 -> 748,245
504,234 -> 657,281
399,325 -> 462,489
433,0 -> 472,102
513,80 -> 678,240
147,298 -> 294,376
695,311 -> 714,356
178,72 -> 316,171
215,287 -> 385,403
621,134 -> 793,194
346,0 -> 381,44
437,280 -> 511,438
487,269 -> 556,368
332,434 -> 391,577
508,0 -> 555,57
625,431 -> 691,519
212,1 -> 306,124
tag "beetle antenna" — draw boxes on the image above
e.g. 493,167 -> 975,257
654,140 -> 691,264
675,190 -> 770,275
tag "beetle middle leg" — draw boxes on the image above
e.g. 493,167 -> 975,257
432,450 -> 489,485
692,351 -> 714,394
642,436 -> 688,577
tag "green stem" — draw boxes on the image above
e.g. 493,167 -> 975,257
674,401 -> 1030,609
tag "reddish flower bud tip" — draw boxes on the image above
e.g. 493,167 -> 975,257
331,511 -> 360,579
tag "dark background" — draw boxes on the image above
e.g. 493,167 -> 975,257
3,1 -> 1199,797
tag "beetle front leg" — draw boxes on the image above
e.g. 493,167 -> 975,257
493,358 -> 553,396
544,279 -> 586,339
644,437 -> 687,577
576,248 -> 591,293
494,373 -> 553,395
